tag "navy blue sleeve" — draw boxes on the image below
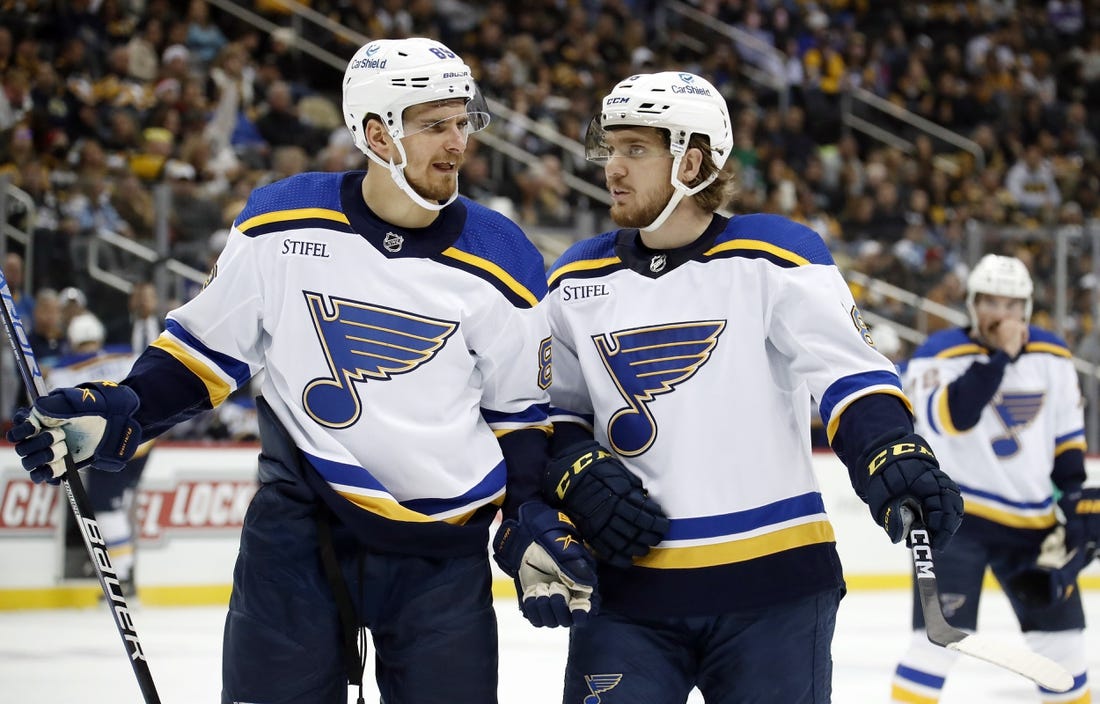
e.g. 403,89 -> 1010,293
830,394 -> 915,499
121,347 -> 214,439
1053,449 -> 1087,495
499,427 -> 550,520
549,421 -> 594,456
944,351 -> 1011,431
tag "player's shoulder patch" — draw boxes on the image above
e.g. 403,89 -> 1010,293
233,172 -> 352,237
910,328 -> 976,360
547,231 -> 621,290
1024,327 -> 1072,358
442,197 -> 548,308
704,213 -> 834,268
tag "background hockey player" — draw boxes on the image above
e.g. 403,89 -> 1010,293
51,311 -> 155,597
891,253 -> 1099,704
542,70 -> 964,703
7,37 -> 596,704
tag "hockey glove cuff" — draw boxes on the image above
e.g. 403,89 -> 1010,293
1007,526 -> 1090,608
492,501 -> 599,628
544,440 -> 669,568
6,382 -> 142,482
860,432 -> 963,550
1058,486 -> 1100,555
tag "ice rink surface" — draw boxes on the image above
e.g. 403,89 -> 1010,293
3,588 -> 1100,703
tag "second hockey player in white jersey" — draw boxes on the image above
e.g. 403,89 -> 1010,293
541,71 -> 964,703
891,253 -> 1098,704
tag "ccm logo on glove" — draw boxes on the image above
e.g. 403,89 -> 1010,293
867,440 -> 936,475
552,447 -> 613,499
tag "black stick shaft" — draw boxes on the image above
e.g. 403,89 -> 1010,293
0,273 -> 161,704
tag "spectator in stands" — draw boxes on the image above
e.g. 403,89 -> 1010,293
1005,142 -> 1062,220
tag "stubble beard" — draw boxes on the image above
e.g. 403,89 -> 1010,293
609,181 -> 675,229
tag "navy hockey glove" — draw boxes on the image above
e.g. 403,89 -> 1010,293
492,501 -> 599,628
1058,487 -> 1100,556
6,382 -> 142,483
861,432 -> 963,550
544,441 -> 669,568
1007,526 -> 1092,608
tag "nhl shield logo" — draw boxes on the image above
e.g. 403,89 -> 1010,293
649,254 -> 666,273
384,231 -> 404,252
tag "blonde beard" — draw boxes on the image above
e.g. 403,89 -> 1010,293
609,183 -> 675,229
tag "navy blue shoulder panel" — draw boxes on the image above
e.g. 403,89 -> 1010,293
444,197 -> 548,304
709,213 -> 834,267
910,328 -> 973,360
546,231 -> 622,290
233,172 -> 351,237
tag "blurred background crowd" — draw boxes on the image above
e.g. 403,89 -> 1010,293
0,0 -> 1098,441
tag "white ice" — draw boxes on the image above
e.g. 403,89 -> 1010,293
3,589 -> 1099,703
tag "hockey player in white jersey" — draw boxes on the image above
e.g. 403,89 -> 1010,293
542,71 -> 964,703
891,253 -> 1099,704
50,312 -> 154,596
7,38 -> 596,704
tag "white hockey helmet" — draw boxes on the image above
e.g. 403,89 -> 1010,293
586,71 -> 733,231
67,312 -> 105,348
342,37 -> 489,210
966,253 -> 1034,327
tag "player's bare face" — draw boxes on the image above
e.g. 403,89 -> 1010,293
400,100 -> 470,202
602,128 -> 675,228
973,294 -> 1027,344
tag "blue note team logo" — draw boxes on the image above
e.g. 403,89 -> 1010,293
301,291 -> 457,428
990,391 -> 1044,457
594,320 -> 725,456
584,674 -> 622,703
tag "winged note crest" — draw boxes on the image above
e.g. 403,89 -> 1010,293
302,291 -> 458,428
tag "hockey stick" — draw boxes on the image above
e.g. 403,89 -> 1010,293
900,504 -> 1074,692
0,273 -> 162,704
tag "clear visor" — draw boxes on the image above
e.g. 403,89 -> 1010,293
584,116 -> 672,163
401,90 -> 490,139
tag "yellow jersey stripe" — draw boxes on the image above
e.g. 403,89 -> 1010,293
1055,438 -> 1088,456
635,520 -> 835,569
963,501 -> 1057,530
236,207 -> 350,234
151,337 -> 233,406
826,388 -> 912,445
441,247 -> 539,307
890,683 -> 939,704
935,387 -> 962,435
335,489 -> 483,525
704,238 -> 811,267
548,256 -> 622,287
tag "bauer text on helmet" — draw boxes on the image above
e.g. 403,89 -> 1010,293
586,72 -> 732,231
966,254 -> 1034,327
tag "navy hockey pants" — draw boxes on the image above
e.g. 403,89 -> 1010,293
562,587 -> 843,703
220,479 -> 499,704
909,531 -> 1085,632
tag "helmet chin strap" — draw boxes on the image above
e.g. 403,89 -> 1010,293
365,139 -> 459,212
640,153 -> 719,232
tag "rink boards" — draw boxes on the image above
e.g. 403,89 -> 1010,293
1,445 -> 1098,609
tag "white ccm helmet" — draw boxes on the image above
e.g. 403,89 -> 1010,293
966,253 -> 1034,328
586,71 -> 732,231
342,37 -> 490,210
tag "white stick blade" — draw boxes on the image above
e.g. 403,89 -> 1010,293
947,633 -> 1074,692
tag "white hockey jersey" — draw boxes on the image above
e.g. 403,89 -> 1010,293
134,172 -> 551,553
904,327 -> 1087,533
547,212 -> 908,615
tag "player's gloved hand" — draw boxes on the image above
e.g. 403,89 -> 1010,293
492,501 -> 599,628
860,432 -> 963,550
5,381 -> 142,483
544,440 -> 669,568
1058,486 -> 1100,556
1007,526 -> 1090,608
